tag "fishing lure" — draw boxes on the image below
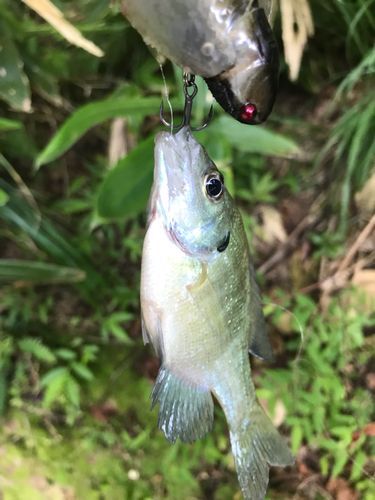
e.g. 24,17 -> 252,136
120,0 -> 279,124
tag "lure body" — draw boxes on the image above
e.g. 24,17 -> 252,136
121,0 -> 279,124
141,127 -> 294,500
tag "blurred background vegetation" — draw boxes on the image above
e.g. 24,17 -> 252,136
0,0 -> 374,499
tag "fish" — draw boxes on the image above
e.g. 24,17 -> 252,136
140,126 -> 294,500
120,0 -> 279,124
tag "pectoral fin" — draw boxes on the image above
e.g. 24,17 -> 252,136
151,365 -> 214,444
141,309 -> 164,362
248,256 -> 275,363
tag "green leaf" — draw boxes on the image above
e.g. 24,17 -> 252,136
18,338 -> 57,364
108,323 -> 132,343
199,129 -> 232,163
101,311 -> 134,342
331,452 -> 348,478
42,369 -> 68,408
23,53 -> 61,106
0,127 -> 38,161
0,188 -> 9,207
0,118 -> 22,131
291,426 -> 303,454
36,97 -> 173,167
66,376 -> 80,407
350,450 -> 367,481
54,199 -> 92,215
108,312 -> 134,322
212,116 -> 300,157
71,362 -> 94,381
320,456 -> 329,476
0,20 -> 31,112
97,134 -> 155,218
0,367 -> 7,415
331,426 -> 353,443
40,366 -> 68,387
0,260 -> 86,283
81,344 -> 99,364
55,348 -> 77,361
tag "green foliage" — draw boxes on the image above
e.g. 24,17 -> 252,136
1,324 -> 100,417
97,134 -> 155,218
0,188 -> 9,206
0,259 -> 85,283
262,291 -> 374,495
309,232 -> 345,260
18,337 -> 57,364
1,0 -> 375,498
237,171 -> 281,204
0,118 -> 22,131
210,115 -> 300,158
0,179 -> 107,305
36,95 -> 174,168
0,17 -> 31,111
101,312 -> 134,342
316,42 -> 375,232
333,45 -> 375,104
320,88 -> 375,232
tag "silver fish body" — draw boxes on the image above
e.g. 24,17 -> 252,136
121,0 -> 279,124
141,127 -> 294,500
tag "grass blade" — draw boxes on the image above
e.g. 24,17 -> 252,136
0,118 -> 22,131
0,179 -> 107,304
0,260 -> 85,283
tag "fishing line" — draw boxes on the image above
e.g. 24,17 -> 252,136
159,63 -> 174,133
349,455 -> 375,482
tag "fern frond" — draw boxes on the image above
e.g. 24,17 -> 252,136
18,337 -> 57,364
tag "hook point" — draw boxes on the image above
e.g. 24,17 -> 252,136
191,105 -> 214,131
159,99 -> 184,130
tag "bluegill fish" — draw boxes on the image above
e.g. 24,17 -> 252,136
141,127 -> 294,500
120,0 -> 279,124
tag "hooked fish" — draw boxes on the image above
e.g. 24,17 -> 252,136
141,126 -> 294,500
120,0 -> 279,124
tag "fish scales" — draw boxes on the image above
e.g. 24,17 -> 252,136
141,127 -> 294,500
142,209 -> 249,387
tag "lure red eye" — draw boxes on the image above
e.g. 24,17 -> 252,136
240,104 -> 257,122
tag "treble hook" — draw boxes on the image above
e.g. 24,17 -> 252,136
160,73 -> 213,131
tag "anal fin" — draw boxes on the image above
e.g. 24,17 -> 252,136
151,365 -> 214,444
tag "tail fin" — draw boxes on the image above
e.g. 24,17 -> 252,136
229,403 -> 294,500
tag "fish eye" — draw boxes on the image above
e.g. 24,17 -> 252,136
205,172 -> 224,201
